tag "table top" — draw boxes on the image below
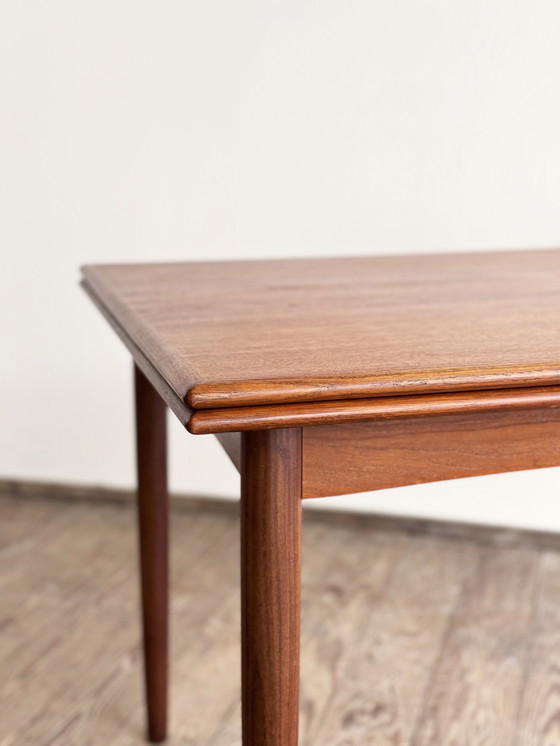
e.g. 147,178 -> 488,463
82,249 -> 560,432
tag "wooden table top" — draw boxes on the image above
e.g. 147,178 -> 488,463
82,249 -> 560,433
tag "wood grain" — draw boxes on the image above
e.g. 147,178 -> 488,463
83,281 -> 193,430
302,536 -> 479,745
241,429 -> 303,746
82,249 -> 560,410
212,405 -> 560,498
302,408 -> 560,498
2,490 -> 560,745
515,550 -> 560,745
83,262 -> 560,436
190,385 -> 560,433
413,547 -> 539,745
134,365 -> 169,743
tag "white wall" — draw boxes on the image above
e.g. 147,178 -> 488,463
3,1 -> 560,531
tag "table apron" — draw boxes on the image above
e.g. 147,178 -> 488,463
216,407 -> 560,499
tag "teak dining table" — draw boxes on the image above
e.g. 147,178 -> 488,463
82,249 -> 560,745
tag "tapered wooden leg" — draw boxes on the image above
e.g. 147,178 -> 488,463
134,365 -> 169,743
241,428 -> 302,746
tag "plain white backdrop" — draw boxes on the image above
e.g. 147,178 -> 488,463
3,1 -> 560,529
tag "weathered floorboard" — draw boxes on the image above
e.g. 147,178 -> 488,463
1,491 -> 559,745
413,546 -> 539,746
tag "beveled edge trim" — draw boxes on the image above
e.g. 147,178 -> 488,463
82,278 -> 560,436
187,366 -> 560,410
83,263 -> 560,412
81,264 -> 203,402
189,385 -> 560,433
82,280 -> 194,430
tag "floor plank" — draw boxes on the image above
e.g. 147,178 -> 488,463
0,492 -> 558,745
516,550 -> 560,746
412,546 -> 539,745
301,535 -> 470,744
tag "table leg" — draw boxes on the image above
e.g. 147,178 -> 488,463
241,428 -> 302,746
134,365 -> 169,743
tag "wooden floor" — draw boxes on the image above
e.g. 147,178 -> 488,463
2,489 -> 560,745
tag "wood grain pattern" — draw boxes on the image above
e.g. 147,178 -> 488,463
134,365 -> 169,743
0,491 -> 240,745
516,550 -> 560,745
297,528 -> 408,744
83,281 -> 193,430
212,405 -> 560,497
413,547 -> 539,745
4,490 -> 558,745
83,262 -> 560,436
82,249 -> 560,410
302,408 -> 560,498
190,385 -> 560,433
302,535 -> 479,745
241,429 -> 303,746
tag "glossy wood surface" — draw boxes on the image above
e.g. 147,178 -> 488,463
302,408 -> 560,498
193,385 -> 560,434
83,277 -> 560,434
241,429 -> 302,746
83,282 -> 193,429
134,366 -> 169,743
82,249 -> 560,410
